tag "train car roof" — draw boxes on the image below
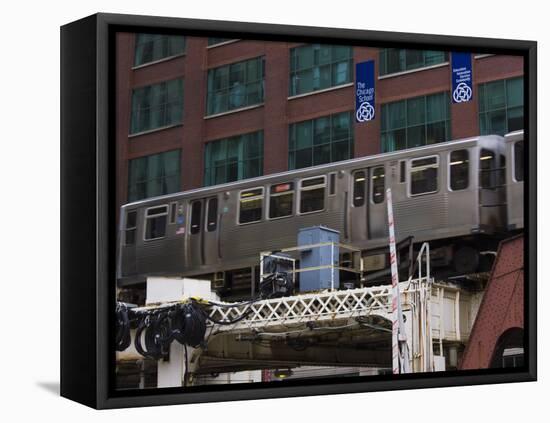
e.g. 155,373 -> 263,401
121,133 -> 506,210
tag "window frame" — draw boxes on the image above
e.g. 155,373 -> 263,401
133,34 -> 186,68
124,210 -> 137,246
378,49 -> 449,77
237,187 -> 265,225
143,204 -> 169,241
448,149 -> 470,192
513,140 -> 525,183
190,200 -> 203,235
267,182 -> 295,221
371,166 -> 386,204
206,56 -> 265,116
352,170 -> 366,208
206,197 -> 219,232
129,79 -> 184,136
298,175 -> 327,215
408,155 -> 440,197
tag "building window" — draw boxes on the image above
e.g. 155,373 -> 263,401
371,167 -> 385,204
299,176 -> 326,214
130,79 -> 184,134
289,111 -> 354,170
208,37 -> 233,46
204,131 -> 264,186
239,188 -> 264,224
125,210 -> 137,245
128,150 -> 181,202
381,92 -> 451,153
206,57 -> 264,115
478,77 -> 524,136
290,44 -> 353,96
134,34 -> 186,66
269,183 -> 295,219
144,205 -> 168,240
410,156 -> 439,196
450,150 -> 469,191
379,49 -> 448,76
514,141 -> 524,182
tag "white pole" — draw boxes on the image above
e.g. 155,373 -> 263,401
386,188 -> 400,374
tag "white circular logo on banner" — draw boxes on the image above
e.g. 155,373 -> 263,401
356,101 -> 375,122
453,82 -> 473,103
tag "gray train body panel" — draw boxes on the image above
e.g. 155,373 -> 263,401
118,132 -> 523,285
504,130 -> 525,230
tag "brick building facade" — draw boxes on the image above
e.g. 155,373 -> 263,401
116,34 -> 524,215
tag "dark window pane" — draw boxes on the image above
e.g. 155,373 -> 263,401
289,44 -> 352,96
478,77 -> 523,135
126,211 -> 137,228
379,49 -> 446,76
514,141 -> 524,182
450,150 -> 469,190
128,150 -> 181,202
372,167 -> 385,204
190,201 -> 202,234
207,198 -> 218,231
239,193 -> 263,224
134,34 -> 185,66
300,188 -> 325,213
145,214 -> 167,240
204,132 -> 264,186
353,171 -> 366,207
207,57 -> 264,115
269,192 -> 294,218
410,158 -> 438,195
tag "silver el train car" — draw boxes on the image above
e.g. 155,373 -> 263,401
117,131 -> 524,287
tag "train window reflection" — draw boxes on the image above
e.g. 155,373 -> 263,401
239,188 -> 264,224
190,201 -> 202,234
144,205 -> 168,240
206,198 -> 218,231
353,171 -> 366,207
300,176 -> 326,213
514,141 -> 524,182
410,156 -> 438,196
372,167 -> 385,204
269,183 -> 294,219
125,210 -> 137,245
450,150 -> 469,191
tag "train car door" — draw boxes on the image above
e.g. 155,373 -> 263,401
367,165 -> 387,240
189,199 -> 204,267
350,170 -> 368,243
203,196 -> 220,265
478,148 -> 506,229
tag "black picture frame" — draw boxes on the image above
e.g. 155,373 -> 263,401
60,12 -> 537,409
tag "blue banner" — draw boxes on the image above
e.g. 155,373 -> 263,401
451,52 -> 473,103
355,60 -> 375,123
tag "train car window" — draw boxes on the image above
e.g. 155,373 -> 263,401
410,156 -> 438,196
479,149 -> 496,189
239,188 -> 264,224
352,171 -> 366,207
144,205 -> 168,240
329,172 -> 337,196
169,202 -> 177,224
190,201 -> 202,234
372,167 -> 385,203
206,198 -> 218,231
299,176 -> 326,214
450,150 -> 469,191
125,210 -> 137,245
514,141 -> 524,181
399,161 -> 406,183
269,182 -> 294,219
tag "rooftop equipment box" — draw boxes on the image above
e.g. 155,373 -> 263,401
297,226 -> 340,292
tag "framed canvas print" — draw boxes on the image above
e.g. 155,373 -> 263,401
60,13 -> 537,409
